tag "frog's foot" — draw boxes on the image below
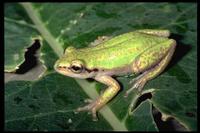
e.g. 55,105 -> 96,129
124,78 -> 147,97
76,100 -> 98,121
83,98 -> 93,103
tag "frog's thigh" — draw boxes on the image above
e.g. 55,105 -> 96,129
135,40 -> 176,84
132,39 -> 176,74
136,29 -> 170,37
126,40 -> 176,94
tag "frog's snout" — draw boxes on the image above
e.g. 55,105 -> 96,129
54,60 -> 59,70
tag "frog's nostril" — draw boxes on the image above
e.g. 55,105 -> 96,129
59,66 -> 63,69
57,66 -> 67,69
61,66 -> 66,69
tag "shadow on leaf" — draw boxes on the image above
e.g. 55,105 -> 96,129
165,33 -> 192,72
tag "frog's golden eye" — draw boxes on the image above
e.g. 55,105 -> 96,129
70,60 -> 84,73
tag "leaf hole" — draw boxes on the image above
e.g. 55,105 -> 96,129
133,92 -> 152,110
152,106 -> 187,131
15,39 -> 41,74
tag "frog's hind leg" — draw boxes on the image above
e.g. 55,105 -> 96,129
136,29 -> 170,38
76,75 -> 120,121
125,39 -> 176,97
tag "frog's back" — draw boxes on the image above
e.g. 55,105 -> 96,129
77,32 -> 169,69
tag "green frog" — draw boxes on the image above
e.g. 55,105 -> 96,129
54,29 -> 176,121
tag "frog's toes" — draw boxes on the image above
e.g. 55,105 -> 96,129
91,108 -> 98,121
129,78 -> 137,84
134,78 -> 147,92
125,79 -> 147,97
76,103 -> 94,112
124,86 -> 135,98
84,98 -> 93,103
76,101 -> 99,121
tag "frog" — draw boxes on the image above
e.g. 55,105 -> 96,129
54,29 -> 176,121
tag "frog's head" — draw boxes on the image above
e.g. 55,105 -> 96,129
54,47 -> 96,79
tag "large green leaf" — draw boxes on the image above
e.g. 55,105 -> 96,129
4,3 -> 197,131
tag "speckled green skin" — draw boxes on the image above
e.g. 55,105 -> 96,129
58,30 -> 173,70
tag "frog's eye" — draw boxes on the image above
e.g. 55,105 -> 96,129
70,60 -> 84,73
70,64 -> 83,73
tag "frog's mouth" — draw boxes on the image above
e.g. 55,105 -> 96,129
54,66 -> 75,77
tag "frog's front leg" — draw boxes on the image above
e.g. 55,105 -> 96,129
76,75 -> 120,121
125,39 -> 176,97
